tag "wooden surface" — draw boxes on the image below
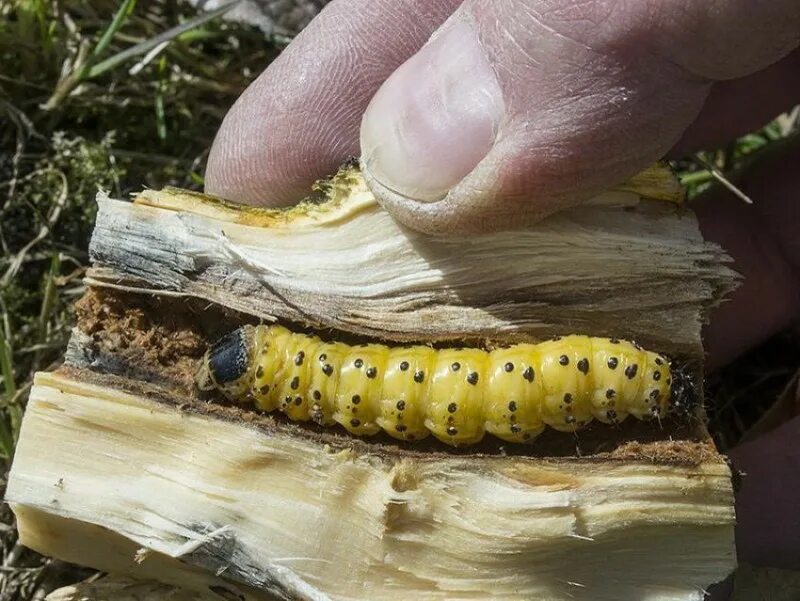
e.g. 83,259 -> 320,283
86,170 -> 736,359
8,371 -> 736,601
44,566 -> 800,601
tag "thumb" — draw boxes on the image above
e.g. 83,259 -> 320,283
360,1 -> 800,234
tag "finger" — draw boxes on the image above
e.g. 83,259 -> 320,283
705,576 -> 734,601
360,0 -> 800,233
671,48 -> 800,156
205,0 -> 461,205
693,137 -> 800,371
728,415 -> 800,569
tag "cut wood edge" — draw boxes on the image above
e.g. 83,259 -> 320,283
616,162 -> 685,203
8,370 -> 737,601
17,508 -> 277,601
132,163 -> 684,229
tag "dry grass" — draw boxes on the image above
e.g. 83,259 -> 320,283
0,1 -> 797,598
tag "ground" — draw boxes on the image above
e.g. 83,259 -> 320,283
0,1 -> 798,599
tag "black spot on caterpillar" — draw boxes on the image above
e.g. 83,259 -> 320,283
195,325 -> 688,447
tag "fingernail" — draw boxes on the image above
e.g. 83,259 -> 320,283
360,18 -> 505,203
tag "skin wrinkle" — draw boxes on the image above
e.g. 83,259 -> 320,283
384,78 -> 700,231
672,49 -> 800,154
559,0 -> 619,30
515,2 -> 595,52
623,0 -> 800,80
209,0 -> 798,216
695,141 -> 800,577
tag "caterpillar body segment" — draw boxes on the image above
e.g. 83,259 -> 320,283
376,346 -> 435,441
484,344 -> 545,443
196,325 -> 676,447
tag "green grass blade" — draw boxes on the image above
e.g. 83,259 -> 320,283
679,170 -> 712,186
91,0 -> 138,63
32,253 -> 60,372
8,403 -> 23,449
86,0 -> 242,79
0,411 -> 13,460
37,253 -> 60,334
0,323 -> 16,404
155,90 -> 167,140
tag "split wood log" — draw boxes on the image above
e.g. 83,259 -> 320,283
6,164 -> 739,600
10,370 -> 735,601
86,165 -> 734,359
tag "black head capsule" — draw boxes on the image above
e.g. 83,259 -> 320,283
195,326 -> 254,393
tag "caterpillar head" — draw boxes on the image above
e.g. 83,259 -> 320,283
195,326 -> 256,399
668,366 -> 699,416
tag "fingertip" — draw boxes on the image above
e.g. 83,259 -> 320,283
204,0 -> 464,206
359,16 -> 505,205
360,164 -> 447,234
205,93 -> 348,206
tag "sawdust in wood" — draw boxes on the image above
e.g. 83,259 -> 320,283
76,288 -> 204,362
607,439 -> 719,464
74,288 -> 216,390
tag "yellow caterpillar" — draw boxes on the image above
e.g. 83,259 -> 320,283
195,325 -> 688,446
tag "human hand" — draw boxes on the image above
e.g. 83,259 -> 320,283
698,139 -> 800,601
204,0 -> 798,368
205,0 -> 798,234
205,2 -> 800,592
